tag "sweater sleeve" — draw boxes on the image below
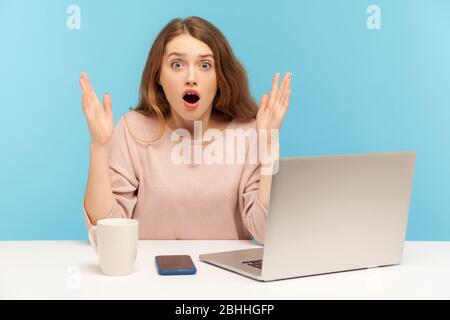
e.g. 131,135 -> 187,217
238,129 -> 269,245
82,116 -> 139,231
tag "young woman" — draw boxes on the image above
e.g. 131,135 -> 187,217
80,16 -> 291,244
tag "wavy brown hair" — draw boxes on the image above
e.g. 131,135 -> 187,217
126,16 -> 258,144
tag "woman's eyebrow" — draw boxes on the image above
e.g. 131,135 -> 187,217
167,52 -> 214,59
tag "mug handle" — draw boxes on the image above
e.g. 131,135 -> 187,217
89,226 -> 98,253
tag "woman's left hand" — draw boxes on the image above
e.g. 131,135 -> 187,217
256,72 -> 292,135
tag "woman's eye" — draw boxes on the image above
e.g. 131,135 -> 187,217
171,61 -> 183,69
201,62 -> 211,70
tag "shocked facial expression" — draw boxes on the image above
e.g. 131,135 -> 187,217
158,33 -> 217,121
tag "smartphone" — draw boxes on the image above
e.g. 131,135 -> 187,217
155,255 -> 197,275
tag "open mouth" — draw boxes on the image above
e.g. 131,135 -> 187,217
183,93 -> 200,104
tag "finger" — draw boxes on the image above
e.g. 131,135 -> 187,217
80,73 -> 91,101
80,76 -> 93,112
103,92 -> 112,113
83,73 -> 101,112
276,72 -> 291,103
84,74 -> 103,113
79,73 -> 88,93
81,90 -> 88,113
280,77 -> 292,107
259,93 -> 269,111
268,73 -> 280,107
280,89 -> 291,114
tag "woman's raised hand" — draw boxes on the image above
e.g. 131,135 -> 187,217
79,72 -> 114,147
256,72 -> 292,134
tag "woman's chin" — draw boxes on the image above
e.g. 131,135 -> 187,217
177,108 -> 206,120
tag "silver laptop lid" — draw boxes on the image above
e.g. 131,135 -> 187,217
261,151 -> 416,281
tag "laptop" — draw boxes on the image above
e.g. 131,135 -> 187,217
199,151 -> 416,281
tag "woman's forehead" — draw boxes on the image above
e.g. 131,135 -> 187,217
165,34 -> 213,58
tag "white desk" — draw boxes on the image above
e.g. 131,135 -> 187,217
0,240 -> 449,299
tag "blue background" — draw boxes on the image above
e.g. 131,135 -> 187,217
0,0 -> 449,240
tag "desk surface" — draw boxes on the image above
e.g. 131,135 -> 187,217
0,240 -> 449,299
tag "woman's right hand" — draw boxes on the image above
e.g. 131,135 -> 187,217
79,72 -> 114,147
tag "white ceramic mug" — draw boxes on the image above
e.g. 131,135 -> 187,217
89,218 -> 139,276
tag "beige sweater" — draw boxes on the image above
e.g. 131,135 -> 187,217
83,111 -> 268,244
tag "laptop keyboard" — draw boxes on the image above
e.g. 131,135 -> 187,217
242,259 -> 263,269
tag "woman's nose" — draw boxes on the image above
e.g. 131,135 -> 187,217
185,66 -> 197,86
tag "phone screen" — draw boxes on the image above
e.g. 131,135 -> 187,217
155,255 -> 197,275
